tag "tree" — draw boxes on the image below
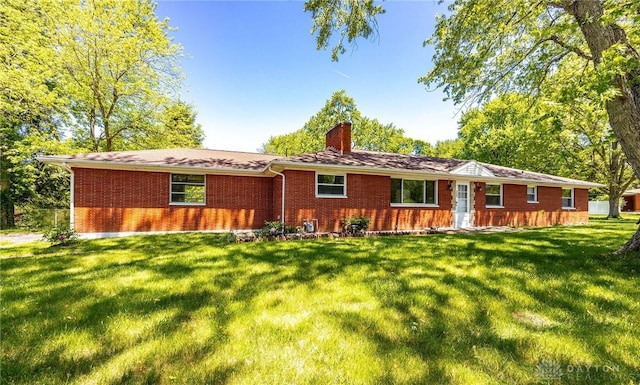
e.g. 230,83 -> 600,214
305,0 -> 385,62
0,0 -> 67,127
0,116 -> 75,228
263,90 -> 359,154
158,102 -> 205,148
56,0 -> 183,152
120,101 -> 204,150
457,94 -> 574,177
421,0 -> 640,252
540,62 -> 636,218
458,93 -> 635,218
262,90 -> 423,155
428,139 -> 463,159
0,0 -> 198,229
307,0 -> 640,252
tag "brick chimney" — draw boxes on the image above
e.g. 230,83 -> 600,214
325,122 -> 352,154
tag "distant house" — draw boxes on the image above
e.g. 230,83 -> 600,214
622,189 -> 640,212
39,122 -> 601,237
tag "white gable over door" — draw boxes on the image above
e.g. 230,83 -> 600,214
451,161 -> 495,177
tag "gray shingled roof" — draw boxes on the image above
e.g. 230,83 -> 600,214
39,148 -> 281,171
277,149 -> 466,173
277,149 -> 599,187
38,147 -> 601,187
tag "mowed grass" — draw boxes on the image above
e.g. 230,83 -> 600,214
2,217 -> 640,385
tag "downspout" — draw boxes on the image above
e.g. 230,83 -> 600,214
268,166 -> 285,231
62,162 -> 74,231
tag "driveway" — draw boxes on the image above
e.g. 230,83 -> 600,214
0,233 -> 43,247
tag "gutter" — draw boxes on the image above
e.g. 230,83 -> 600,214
268,166 -> 286,230
61,162 -> 75,231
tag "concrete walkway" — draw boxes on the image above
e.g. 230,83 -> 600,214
0,233 -> 43,247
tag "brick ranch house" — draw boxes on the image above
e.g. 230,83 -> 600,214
40,122 -> 601,237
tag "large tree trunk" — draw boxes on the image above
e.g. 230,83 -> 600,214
619,228 -> 640,254
566,0 -> 640,253
608,197 -> 620,219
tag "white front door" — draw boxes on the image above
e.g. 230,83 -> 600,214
454,182 -> 470,228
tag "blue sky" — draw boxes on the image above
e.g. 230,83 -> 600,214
155,1 -> 458,152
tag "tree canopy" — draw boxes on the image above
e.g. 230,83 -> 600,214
0,0 -> 203,228
261,90 -> 433,155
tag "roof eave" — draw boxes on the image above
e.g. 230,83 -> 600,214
37,156 -> 271,176
271,160 -> 602,187
38,155 -> 603,188
269,159 -> 454,179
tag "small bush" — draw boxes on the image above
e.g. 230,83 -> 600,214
43,226 -> 79,246
343,215 -> 371,234
285,225 -> 301,234
259,221 -> 285,237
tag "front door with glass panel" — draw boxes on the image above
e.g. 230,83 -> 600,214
454,182 -> 470,228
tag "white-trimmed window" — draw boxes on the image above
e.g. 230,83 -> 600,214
391,179 -> 437,205
485,184 -> 502,207
170,174 -> 205,204
562,188 -> 574,208
527,186 -> 538,203
316,173 -> 346,197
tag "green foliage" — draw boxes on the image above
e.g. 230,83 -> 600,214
304,0 -> 385,61
457,94 -> 573,176
0,0 -> 67,124
57,0 -> 183,152
420,1 -> 640,182
262,90 -> 429,155
431,138 -> 464,159
2,219 -> 639,384
0,115 -> 76,228
42,225 -> 78,246
125,102 -> 205,150
259,220 -> 285,237
0,0 -> 203,229
18,208 -> 70,231
457,89 -> 635,217
342,214 -> 371,234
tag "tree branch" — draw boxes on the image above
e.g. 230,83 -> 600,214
548,35 -> 593,61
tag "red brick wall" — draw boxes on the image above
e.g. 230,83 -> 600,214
622,194 -> 640,212
73,168 -> 272,233
474,183 -> 589,226
325,122 -> 352,153
280,170 -> 452,232
73,168 -> 591,234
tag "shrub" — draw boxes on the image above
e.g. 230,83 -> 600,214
343,215 -> 371,234
43,226 -> 79,246
259,221 -> 285,237
285,225 -> 300,234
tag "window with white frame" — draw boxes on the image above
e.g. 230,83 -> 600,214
391,179 -> 437,205
527,186 -> 538,203
562,188 -> 574,208
485,184 -> 502,207
170,174 -> 205,204
316,174 -> 346,197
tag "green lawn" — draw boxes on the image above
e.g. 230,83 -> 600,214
2,217 -> 639,385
